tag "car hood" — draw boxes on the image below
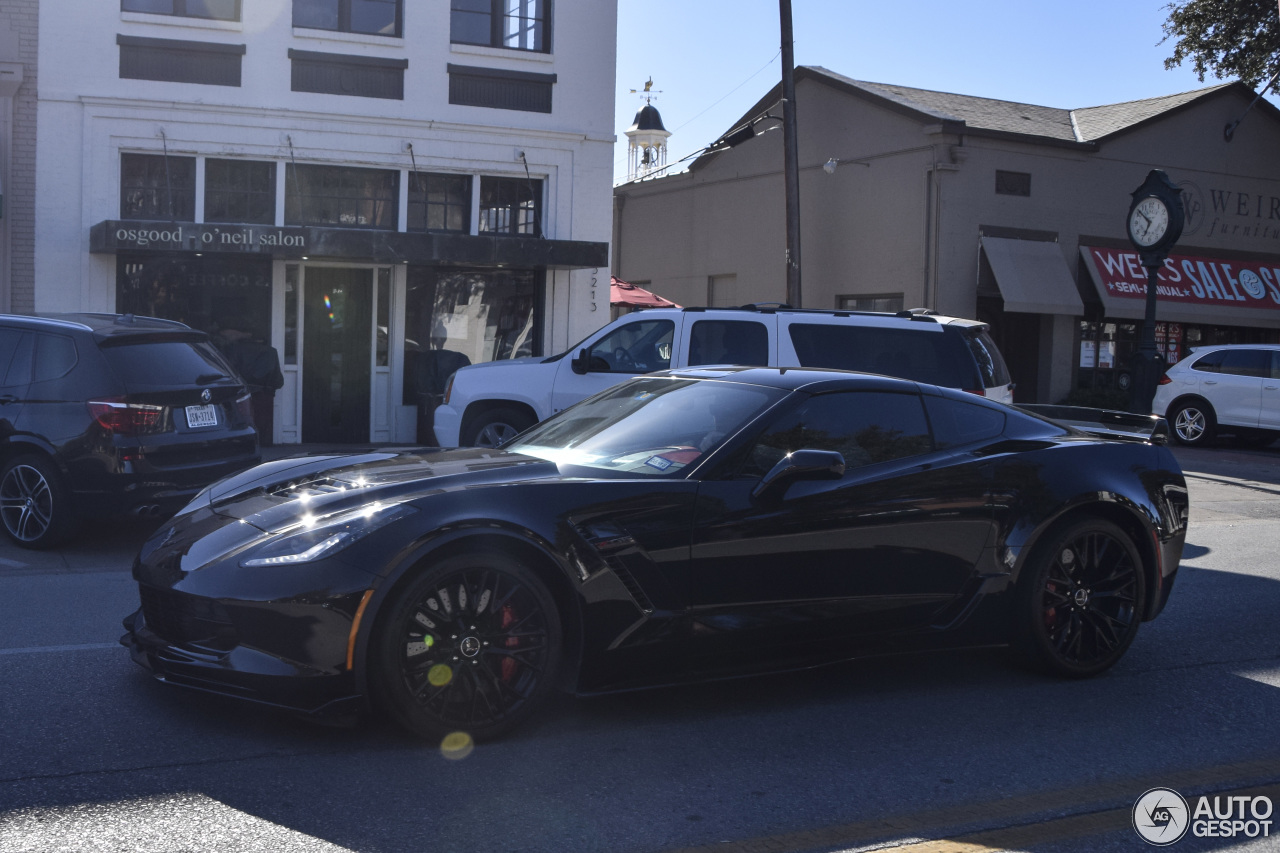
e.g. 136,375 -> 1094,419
455,356 -> 546,374
201,448 -> 562,533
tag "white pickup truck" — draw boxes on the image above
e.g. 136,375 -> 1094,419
432,305 -> 1012,447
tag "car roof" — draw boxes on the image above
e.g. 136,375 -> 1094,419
629,305 -> 986,331
1186,343 -> 1280,352
655,365 -> 925,394
0,313 -> 200,341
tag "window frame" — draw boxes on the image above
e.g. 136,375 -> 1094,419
292,0 -> 404,38
121,0 -> 241,21
407,172 -> 473,234
284,163 -> 400,231
120,153 -> 196,222
478,175 -> 542,237
450,0 -> 551,53
204,158 -> 277,225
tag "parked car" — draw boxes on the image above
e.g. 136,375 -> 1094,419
122,367 -> 1186,741
1151,343 -> 1280,448
433,305 -> 1013,447
0,313 -> 260,548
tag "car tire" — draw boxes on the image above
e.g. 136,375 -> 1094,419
462,407 -> 534,448
372,549 -> 563,742
1014,518 -> 1146,678
1169,399 -> 1216,447
0,454 -> 77,549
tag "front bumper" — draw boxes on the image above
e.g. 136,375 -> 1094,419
120,505 -> 376,719
432,403 -> 462,447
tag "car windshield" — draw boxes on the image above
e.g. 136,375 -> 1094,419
508,376 -> 786,476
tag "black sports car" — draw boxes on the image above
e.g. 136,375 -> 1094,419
122,367 -> 1189,741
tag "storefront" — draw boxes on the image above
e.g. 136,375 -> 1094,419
1075,244 -> 1280,400
92,219 -> 605,445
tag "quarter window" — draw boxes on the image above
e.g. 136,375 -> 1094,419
33,335 -> 77,383
293,0 -> 403,37
479,176 -> 541,236
285,164 -> 399,230
205,159 -> 276,225
121,153 -> 196,221
408,173 -> 472,233
122,0 -> 240,21
451,0 -> 549,52
745,391 -> 934,477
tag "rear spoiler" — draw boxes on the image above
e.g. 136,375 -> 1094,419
1017,405 -> 1170,446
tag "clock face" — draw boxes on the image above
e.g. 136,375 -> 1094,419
1129,196 -> 1170,248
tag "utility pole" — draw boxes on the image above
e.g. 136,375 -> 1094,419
780,0 -> 802,308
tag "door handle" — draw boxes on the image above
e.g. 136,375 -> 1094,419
0,395 -> 16,404
1203,380 -> 1218,385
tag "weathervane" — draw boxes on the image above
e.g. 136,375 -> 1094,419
628,77 -> 662,105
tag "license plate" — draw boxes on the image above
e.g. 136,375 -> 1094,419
185,404 -> 218,428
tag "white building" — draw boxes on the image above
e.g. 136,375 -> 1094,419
13,0 -> 616,444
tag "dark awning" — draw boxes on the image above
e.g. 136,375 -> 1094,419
979,236 -> 1084,315
1079,245 -> 1280,329
90,220 -> 609,270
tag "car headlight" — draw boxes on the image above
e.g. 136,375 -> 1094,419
240,503 -> 417,567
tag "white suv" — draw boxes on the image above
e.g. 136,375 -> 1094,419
433,306 -> 1013,447
1152,343 -> 1280,448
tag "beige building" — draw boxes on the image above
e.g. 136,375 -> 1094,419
612,67 -> 1280,404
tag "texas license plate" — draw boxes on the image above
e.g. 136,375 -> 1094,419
185,404 -> 218,428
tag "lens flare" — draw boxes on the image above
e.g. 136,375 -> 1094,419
427,663 -> 453,687
441,731 -> 474,761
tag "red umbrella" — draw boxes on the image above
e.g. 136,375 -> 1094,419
610,277 -> 680,308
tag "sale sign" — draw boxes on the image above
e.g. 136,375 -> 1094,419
1084,246 -> 1280,312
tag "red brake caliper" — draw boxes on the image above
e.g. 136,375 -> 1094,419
501,604 -> 518,682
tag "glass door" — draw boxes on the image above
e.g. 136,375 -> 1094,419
302,267 -> 373,443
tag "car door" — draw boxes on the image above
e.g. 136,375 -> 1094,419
549,315 -> 680,415
0,330 -> 28,439
1198,349 -> 1266,429
687,389 -> 993,662
1261,350 -> 1280,431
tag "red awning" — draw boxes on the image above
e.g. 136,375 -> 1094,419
610,277 -> 680,308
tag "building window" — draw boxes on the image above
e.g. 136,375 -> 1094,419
995,170 -> 1031,197
122,0 -> 240,21
479,177 -> 541,237
285,164 -> 399,230
116,254 -> 272,340
408,173 -> 472,233
838,293 -> 904,313
293,0 -> 402,37
451,0 -> 549,52
118,35 -> 245,87
121,153 -> 196,221
205,159 -> 276,225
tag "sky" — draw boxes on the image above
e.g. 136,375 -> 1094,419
612,0 -> 1279,185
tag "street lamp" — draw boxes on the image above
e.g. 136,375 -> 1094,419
1124,169 -> 1185,415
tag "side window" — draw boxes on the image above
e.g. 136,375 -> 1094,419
1218,349 -> 1269,378
1272,351 -> 1280,380
787,323 -> 971,388
0,330 -> 22,387
924,394 -> 1005,449
1191,351 -> 1224,373
586,320 -> 673,374
4,334 -> 32,387
744,391 -> 933,477
688,320 -> 768,367
33,335 -> 77,383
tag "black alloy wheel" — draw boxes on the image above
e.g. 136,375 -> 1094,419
1169,400 -> 1216,447
1016,518 -> 1145,677
0,454 -> 75,549
374,550 -> 562,741
464,407 -> 534,448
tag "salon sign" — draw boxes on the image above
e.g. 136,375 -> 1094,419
1086,246 -> 1280,311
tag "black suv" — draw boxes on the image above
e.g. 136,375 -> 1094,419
0,314 -> 260,547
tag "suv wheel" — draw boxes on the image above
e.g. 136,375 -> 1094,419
1170,400 -> 1216,447
0,454 -> 76,549
463,407 -> 535,448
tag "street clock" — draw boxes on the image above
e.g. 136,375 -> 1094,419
1126,170 -> 1184,257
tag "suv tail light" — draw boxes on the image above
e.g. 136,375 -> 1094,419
234,392 -> 254,426
963,388 -> 986,397
88,398 -> 165,435
1158,374 -> 1172,385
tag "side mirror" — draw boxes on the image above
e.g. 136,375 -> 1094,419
752,449 -> 846,501
571,348 -> 590,375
